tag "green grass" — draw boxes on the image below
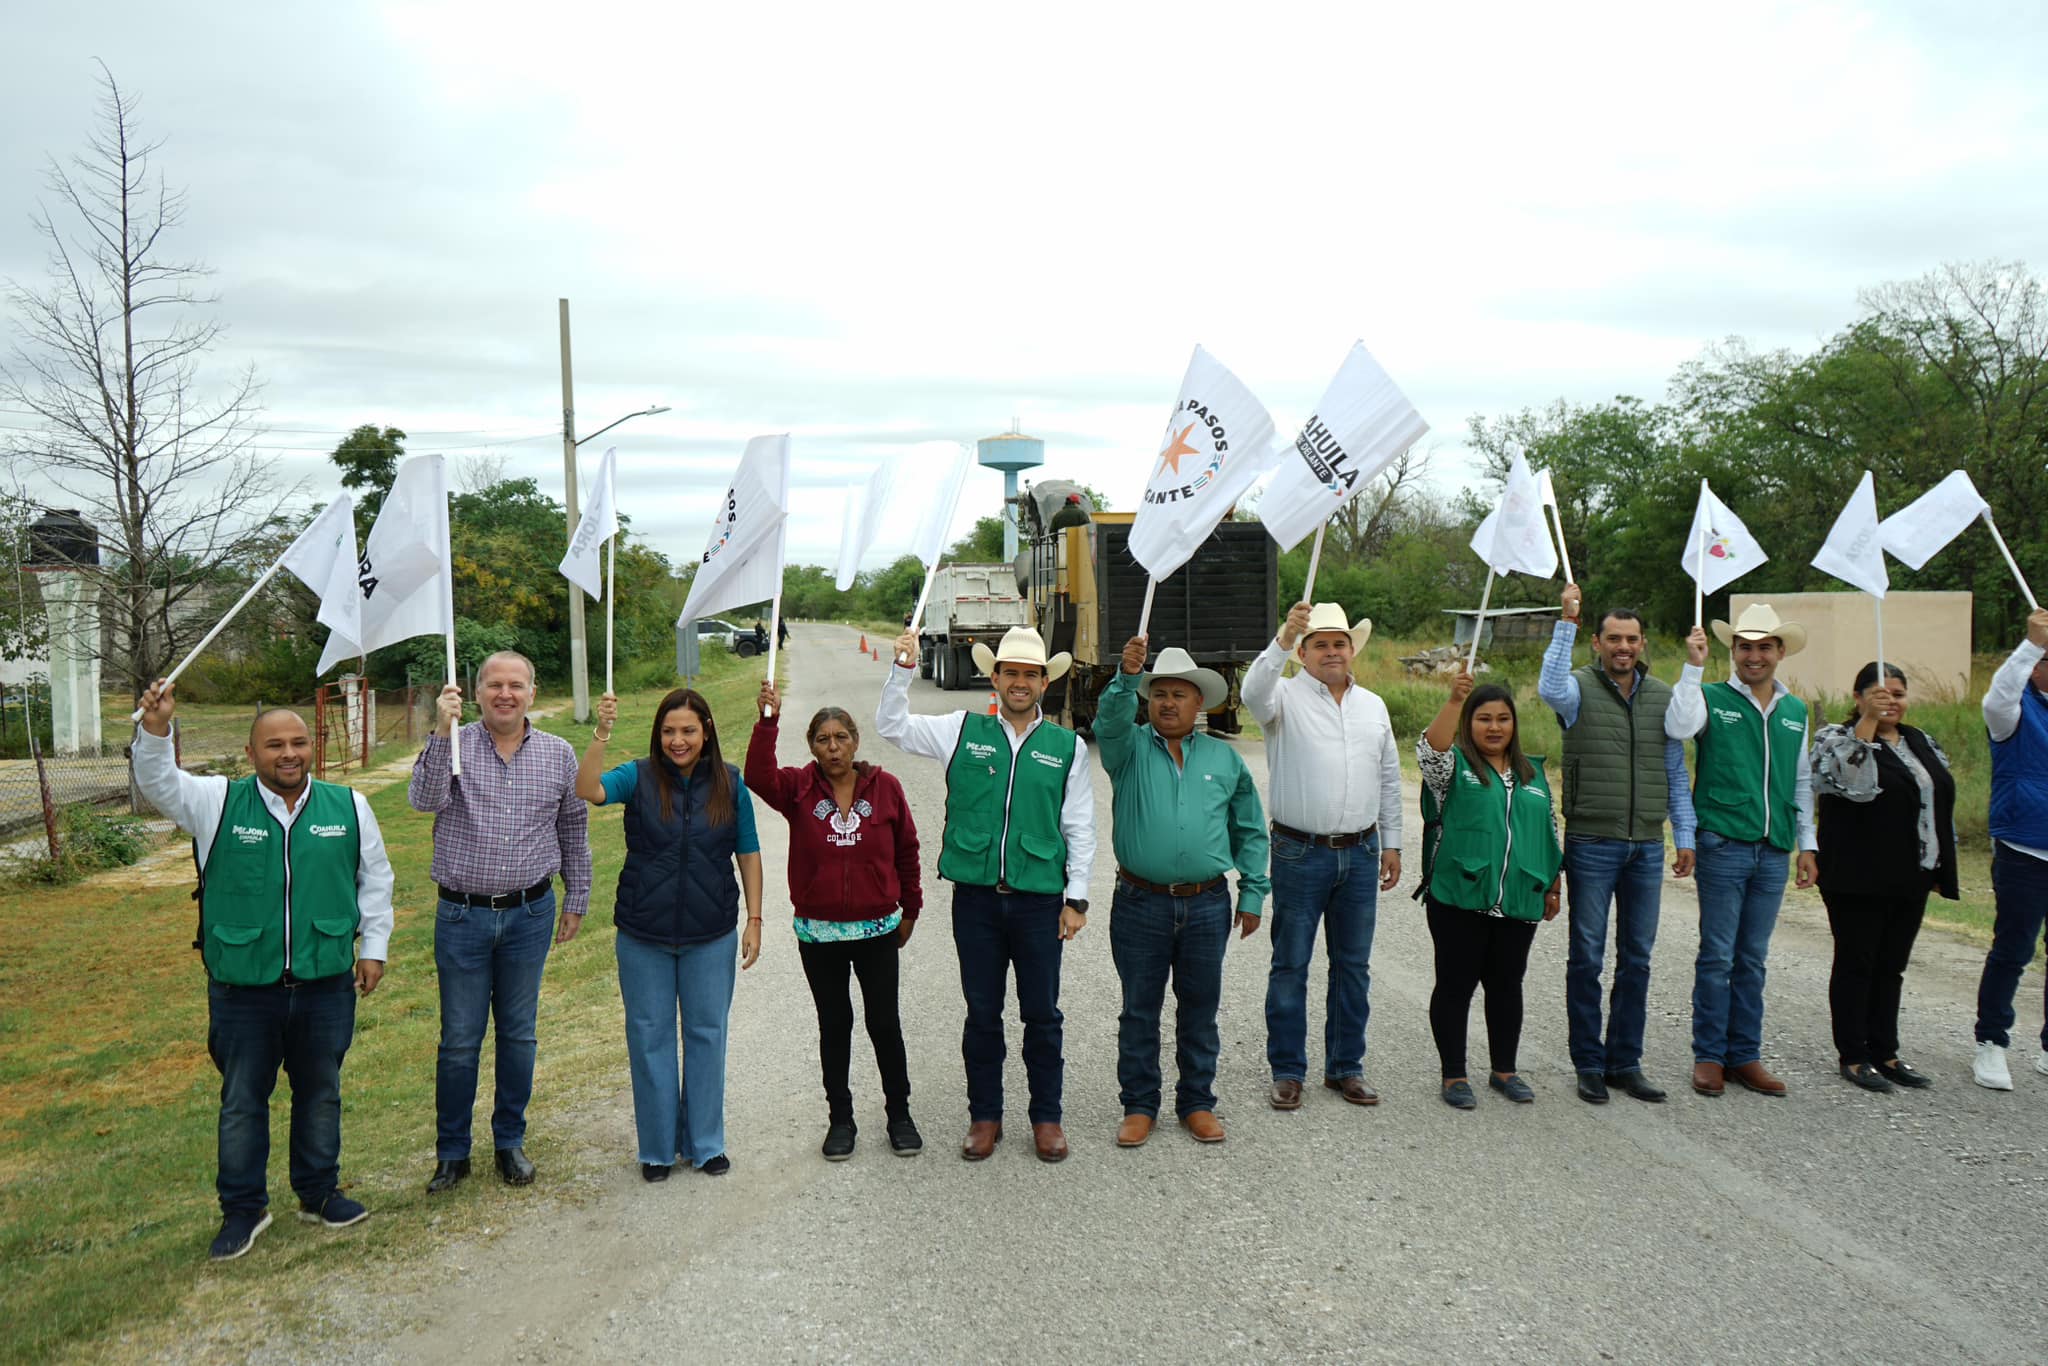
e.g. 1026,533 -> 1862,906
0,647 -> 772,1364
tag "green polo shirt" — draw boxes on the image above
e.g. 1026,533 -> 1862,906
1093,670 -> 1271,916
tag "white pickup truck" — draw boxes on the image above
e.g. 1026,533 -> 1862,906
917,563 -> 1031,691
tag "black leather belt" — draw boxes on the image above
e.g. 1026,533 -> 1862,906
439,877 -> 553,909
1118,869 -> 1226,898
1271,821 -> 1376,850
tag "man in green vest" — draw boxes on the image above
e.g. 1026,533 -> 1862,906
1538,586 -> 1697,1106
1098,636 -> 1269,1148
133,679 -> 394,1262
880,625 -> 1097,1164
1667,603 -> 1818,1099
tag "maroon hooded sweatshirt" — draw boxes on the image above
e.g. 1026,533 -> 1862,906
745,715 -> 923,923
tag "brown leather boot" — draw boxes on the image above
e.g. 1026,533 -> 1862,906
1032,1122 -> 1069,1163
1179,1110 -> 1225,1144
1727,1061 -> 1788,1096
1270,1079 -> 1303,1111
1115,1114 -> 1154,1148
1323,1076 -> 1380,1106
1691,1062 -> 1726,1097
960,1121 -> 1002,1161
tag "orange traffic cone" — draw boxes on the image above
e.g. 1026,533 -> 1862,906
858,633 -> 869,652
986,691 -> 999,715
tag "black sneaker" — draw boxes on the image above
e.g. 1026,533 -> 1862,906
700,1154 -> 731,1176
209,1211 -> 272,1262
886,1114 -> 923,1156
296,1192 -> 368,1229
641,1163 -> 671,1183
822,1121 -> 857,1162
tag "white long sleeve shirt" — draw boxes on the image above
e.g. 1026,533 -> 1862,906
1240,639 -> 1403,849
1983,638 -> 2048,861
876,663 -> 1097,900
1668,664 -> 1817,852
133,725 -> 396,961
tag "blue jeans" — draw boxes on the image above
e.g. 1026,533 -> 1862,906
207,972 -> 356,1216
615,927 -> 738,1167
1110,881 -> 1231,1118
951,884 -> 1065,1124
1265,831 -> 1380,1082
433,891 -> 556,1160
1563,836 -> 1666,1074
1691,831 -> 1788,1066
1976,843 -> 2048,1049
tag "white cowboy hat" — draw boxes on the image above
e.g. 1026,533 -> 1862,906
1712,602 -> 1808,656
1137,645 -> 1229,712
971,626 -> 1073,682
1298,602 -> 1372,652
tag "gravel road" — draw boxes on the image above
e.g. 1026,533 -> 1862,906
253,622 -> 2048,1365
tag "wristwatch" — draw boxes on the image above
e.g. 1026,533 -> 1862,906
1066,900 -> 1089,914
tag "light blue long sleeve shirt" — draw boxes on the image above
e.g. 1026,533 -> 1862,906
1537,620 -> 1697,851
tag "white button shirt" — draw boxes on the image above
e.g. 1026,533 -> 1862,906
1240,639 -> 1403,849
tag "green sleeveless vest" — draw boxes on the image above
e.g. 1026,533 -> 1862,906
1691,681 -> 1806,852
939,712 -> 1078,895
200,778 -> 362,985
1561,664 -> 1672,841
1427,749 -> 1562,922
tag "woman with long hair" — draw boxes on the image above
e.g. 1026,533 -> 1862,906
1811,662 -> 1957,1092
1416,671 -> 1563,1109
746,680 -> 924,1160
577,688 -> 763,1181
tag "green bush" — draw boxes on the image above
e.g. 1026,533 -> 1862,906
7,805 -> 154,886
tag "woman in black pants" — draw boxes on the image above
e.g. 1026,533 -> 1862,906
1811,661 -> 1958,1092
1416,671 -> 1564,1108
746,681 -> 925,1158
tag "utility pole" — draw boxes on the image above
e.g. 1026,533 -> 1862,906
559,298 -> 590,722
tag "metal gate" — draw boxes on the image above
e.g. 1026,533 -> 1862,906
312,677 -> 374,778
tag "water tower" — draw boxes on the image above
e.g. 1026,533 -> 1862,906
977,422 -> 1044,562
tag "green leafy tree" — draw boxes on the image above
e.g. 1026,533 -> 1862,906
329,424 -> 407,535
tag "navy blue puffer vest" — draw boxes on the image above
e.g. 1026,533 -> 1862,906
613,759 -> 742,947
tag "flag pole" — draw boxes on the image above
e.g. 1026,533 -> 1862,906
901,561 -> 940,665
1302,525 -> 1327,604
1982,510 -> 2040,610
1136,576 -> 1158,637
1547,503 -> 1574,586
1694,484 -> 1708,628
130,557 -> 289,722
1466,567 -> 1495,674
1874,593 -> 1885,681
436,457 -> 462,778
762,587 -> 783,719
605,534 -> 615,696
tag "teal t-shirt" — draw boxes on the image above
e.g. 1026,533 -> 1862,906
599,760 -> 760,855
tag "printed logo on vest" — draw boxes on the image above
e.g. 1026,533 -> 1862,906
1028,750 -> 1066,770
307,822 -> 350,838
964,740 -> 997,761
1777,716 -> 1806,736
1710,705 -> 1744,725
230,823 -> 269,845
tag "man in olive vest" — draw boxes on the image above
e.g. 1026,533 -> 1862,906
1667,603 -> 1818,1099
880,626 -> 1096,1163
134,679 -> 394,1262
1538,586 -> 1697,1105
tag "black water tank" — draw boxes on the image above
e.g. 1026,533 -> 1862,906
27,509 -> 99,566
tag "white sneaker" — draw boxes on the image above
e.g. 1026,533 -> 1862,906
1974,1040 -> 2014,1090
2036,1052 -> 2048,1078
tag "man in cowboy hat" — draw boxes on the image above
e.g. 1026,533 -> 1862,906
1538,586 -> 1697,1105
1095,634 -> 1269,1146
880,625 -> 1096,1163
1242,601 -> 1401,1111
1667,603 -> 1818,1099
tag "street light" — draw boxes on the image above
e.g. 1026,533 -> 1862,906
576,404 -> 670,447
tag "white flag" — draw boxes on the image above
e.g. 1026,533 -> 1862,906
1259,341 -> 1430,553
832,479 -> 869,591
1469,449 -> 1559,578
281,495 -> 362,665
1682,480 -> 1768,595
1128,346 -> 1278,580
678,434 -> 791,626
834,442 -> 968,588
909,443 -> 973,568
558,446 -> 619,600
1811,470 -> 1889,598
318,455 -> 452,675
1880,468 -> 1990,570
1536,468 -> 1560,513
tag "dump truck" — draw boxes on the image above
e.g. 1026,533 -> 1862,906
916,562 -> 1033,690
1015,480 -> 1277,735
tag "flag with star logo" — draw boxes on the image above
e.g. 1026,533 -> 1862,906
1127,345 -> 1278,581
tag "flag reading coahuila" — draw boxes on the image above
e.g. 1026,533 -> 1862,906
677,434 -> 791,626
1811,470 -> 1888,598
1879,468 -> 1991,570
282,494 -> 363,664
1259,341 -> 1429,553
1127,346 -> 1277,580
558,446 -> 619,600
317,454 -> 452,675
1681,479 -> 1768,595
1470,449 -> 1558,578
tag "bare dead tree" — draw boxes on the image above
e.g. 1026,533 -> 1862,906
0,66 -> 298,701
1324,443 -> 1429,565
457,450 -> 510,493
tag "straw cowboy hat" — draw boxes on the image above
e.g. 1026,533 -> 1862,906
971,626 -> 1073,682
1298,602 -> 1372,652
1711,602 -> 1808,656
1137,646 -> 1229,712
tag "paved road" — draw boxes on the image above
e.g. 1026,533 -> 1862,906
273,622 -> 2048,1364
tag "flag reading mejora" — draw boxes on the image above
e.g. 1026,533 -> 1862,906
317,454 -> 451,675
1126,347 -> 1278,581
677,434 -> 791,626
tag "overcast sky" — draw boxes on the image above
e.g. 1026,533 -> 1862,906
5,2 -> 2046,571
